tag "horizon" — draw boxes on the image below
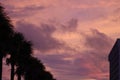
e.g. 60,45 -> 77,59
1,0 -> 120,80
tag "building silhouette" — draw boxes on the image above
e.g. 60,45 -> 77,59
109,39 -> 120,80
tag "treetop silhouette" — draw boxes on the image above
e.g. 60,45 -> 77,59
0,3 -> 56,80
0,3 -> 14,80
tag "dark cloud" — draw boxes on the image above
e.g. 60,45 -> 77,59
61,19 -> 78,32
84,29 -> 113,51
83,29 -> 113,63
15,21 -> 63,52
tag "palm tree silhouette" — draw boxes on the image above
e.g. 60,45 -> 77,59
23,56 -> 56,80
0,4 -> 56,80
0,4 -> 14,80
15,40 -> 33,80
6,32 -> 24,80
6,32 -> 33,80
24,56 -> 45,80
40,71 -> 56,80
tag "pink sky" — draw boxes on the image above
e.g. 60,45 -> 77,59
1,0 -> 120,80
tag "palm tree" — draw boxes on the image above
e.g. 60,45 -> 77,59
6,32 -> 33,80
23,56 -> 56,80
40,71 -> 56,80
0,4 -> 14,80
24,57 -> 45,80
0,3 -> 56,80
6,32 -> 24,80
15,40 -> 33,80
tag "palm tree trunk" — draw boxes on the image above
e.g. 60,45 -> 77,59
18,74 -> 21,80
0,54 -> 2,80
11,63 -> 14,80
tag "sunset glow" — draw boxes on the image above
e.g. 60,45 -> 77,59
1,0 -> 120,80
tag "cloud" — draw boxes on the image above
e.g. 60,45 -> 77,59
15,21 -> 63,52
1,0 -> 54,18
33,29 -> 114,80
83,29 -> 113,51
80,29 -> 113,79
4,4 -> 46,18
14,17 -> 114,80
23,5 -> 45,10
49,18 -> 78,32
14,18 -> 114,80
34,53 -> 87,80
60,19 -> 78,32
110,7 -> 120,22
1,0 -> 119,80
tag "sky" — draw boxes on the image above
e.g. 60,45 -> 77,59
1,0 -> 120,80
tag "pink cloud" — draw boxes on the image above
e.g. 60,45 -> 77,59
1,1 -> 119,80
33,29 -> 113,80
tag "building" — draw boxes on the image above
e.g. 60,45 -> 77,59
109,39 -> 120,80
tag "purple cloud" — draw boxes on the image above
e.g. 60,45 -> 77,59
80,29 -> 113,79
60,19 -> 78,32
15,21 -> 63,52
84,29 -> 113,51
4,4 -> 46,18
15,19 -> 113,80
34,29 -> 114,80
